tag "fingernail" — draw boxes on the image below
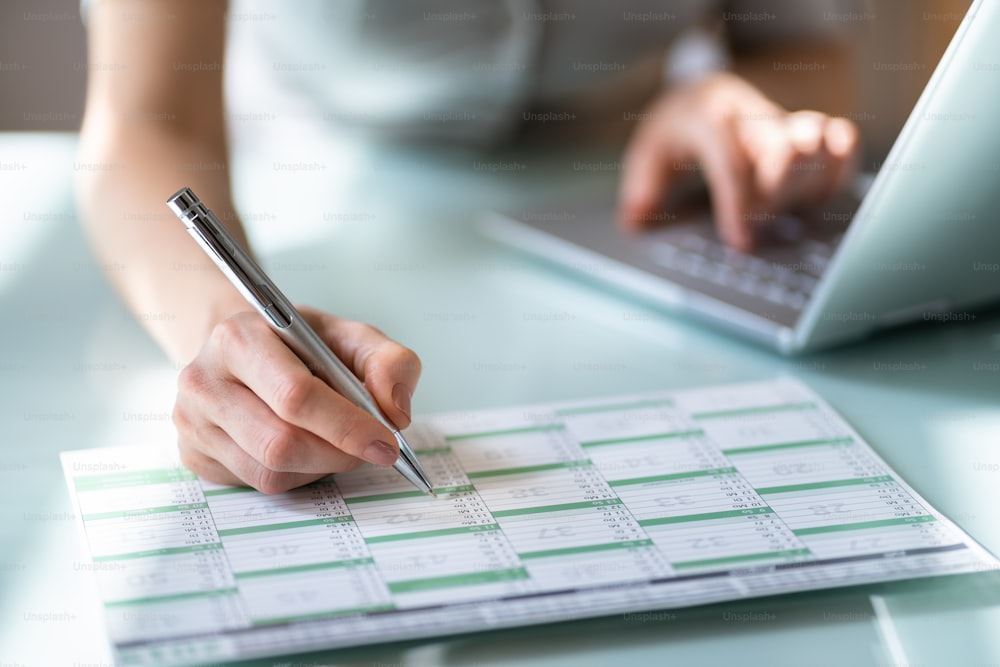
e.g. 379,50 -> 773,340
363,440 -> 398,466
392,383 -> 412,422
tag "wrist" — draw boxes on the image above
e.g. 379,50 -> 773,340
158,286 -> 248,366
664,27 -> 731,87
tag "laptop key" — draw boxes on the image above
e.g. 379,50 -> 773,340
649,243 -> 680,267
737,273 -> 767,297
649,231 -> 818,314
720,246 -> 751,271
679,235 -> 711,254
712,264 -> 742,288
771,265 -> 800,287
746,257 -> 774,279
763,283 -> 790,304
784,291 -> 808,310
688,254 -> 716,279
797,274 -> 819,294
804,252 -> 830,276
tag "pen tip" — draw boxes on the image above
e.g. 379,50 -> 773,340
428,488 -> 437,497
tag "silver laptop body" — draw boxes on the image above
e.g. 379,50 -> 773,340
483,0 -> 1000,354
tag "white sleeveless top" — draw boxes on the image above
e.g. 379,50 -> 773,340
218,0 -> 859,145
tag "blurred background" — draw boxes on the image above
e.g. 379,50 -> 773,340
1,4 -> 996,665
0,0 -> 975,164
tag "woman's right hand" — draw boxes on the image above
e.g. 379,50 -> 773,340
173,306 -> 421,494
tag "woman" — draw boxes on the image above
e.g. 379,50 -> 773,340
75,0 -> 861,492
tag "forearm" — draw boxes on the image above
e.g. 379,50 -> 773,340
75,0 -> 243,364
75,126 -> 248,364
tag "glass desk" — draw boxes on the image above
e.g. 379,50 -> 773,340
1,131 -> 998,666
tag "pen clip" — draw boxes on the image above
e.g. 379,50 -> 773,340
186,211 -> 292,329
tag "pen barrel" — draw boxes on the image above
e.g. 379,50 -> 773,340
167,186 -> 399,434
275,317 -> 398,434
168,187 -> 430,493
269,295 -> 430,490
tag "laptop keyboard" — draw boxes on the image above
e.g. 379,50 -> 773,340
648,218 -> 839,313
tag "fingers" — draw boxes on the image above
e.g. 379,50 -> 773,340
193,372 -> 367,473
824,116 -> 861,193
690,114 -> 754,251
618,116 -> 674,233
616,76 -> 761,249
303,307 -> 422,431
212,313 -> 400,464
617,73 -> 862,251
748,111 -> 861,212
752,111 -> 829,210
786,111 -> 826,154
177,421 -> 331,494
173,309 -> 423,494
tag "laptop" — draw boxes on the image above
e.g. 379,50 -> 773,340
483,0 -> 1000,354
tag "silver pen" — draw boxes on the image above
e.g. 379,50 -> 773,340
166,187 -> 434,495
